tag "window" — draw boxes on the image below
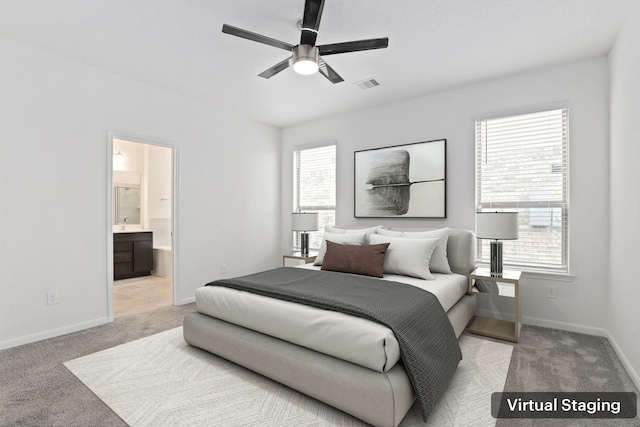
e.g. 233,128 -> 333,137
475,109 -> 569,273
293,144 -> 336,251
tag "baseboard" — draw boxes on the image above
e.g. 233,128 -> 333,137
475,308 -> 609,337
177,296 -> 195,305
2,295 -> 194,350
521,315 -> 609,337
0,317 -> 111,351
606,332 -> 640,392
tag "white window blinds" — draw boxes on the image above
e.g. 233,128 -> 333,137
293,144 -> 336,250
475,109 -> 569,272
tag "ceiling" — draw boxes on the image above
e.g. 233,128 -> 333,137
0,0 -> 632,128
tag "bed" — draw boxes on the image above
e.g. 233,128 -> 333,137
183,227 -> 477,427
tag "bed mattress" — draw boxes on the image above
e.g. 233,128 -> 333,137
195,264 -> 467,373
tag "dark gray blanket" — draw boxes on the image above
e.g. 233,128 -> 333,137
206,267 -> 462,421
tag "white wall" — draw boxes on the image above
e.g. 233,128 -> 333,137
146,144 -> 172,221
0,37 -> 281,348
281,57 -> 610,333
146,143 -> 173,247
608,3 -> 640,387
113,138 -> 145,174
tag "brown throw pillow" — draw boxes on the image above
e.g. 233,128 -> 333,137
321,241 -> 390,278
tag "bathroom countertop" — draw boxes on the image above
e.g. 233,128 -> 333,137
113,229 -> 151,233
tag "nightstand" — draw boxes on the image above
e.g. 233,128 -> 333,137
283,252 -> 317,267
468,268 -> 522,343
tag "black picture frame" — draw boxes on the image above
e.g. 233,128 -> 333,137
354,139 -> 446,218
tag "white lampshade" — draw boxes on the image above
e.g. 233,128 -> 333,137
292,212 -> 318,232
476,212 -> 518,240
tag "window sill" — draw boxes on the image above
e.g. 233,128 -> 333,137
521,270 -> 575,282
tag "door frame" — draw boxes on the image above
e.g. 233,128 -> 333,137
106,131 -> 179,321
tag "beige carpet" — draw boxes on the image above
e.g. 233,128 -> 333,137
114,276 -> 172,318
65,327 -> 512,426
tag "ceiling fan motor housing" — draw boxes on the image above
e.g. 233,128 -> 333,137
291,44 -> 320,75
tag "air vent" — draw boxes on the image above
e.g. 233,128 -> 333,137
354,78 -> 380,90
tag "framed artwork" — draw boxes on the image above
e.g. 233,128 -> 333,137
354,139 -> 446,218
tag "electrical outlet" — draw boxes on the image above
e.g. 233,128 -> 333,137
547,286 -> 557,299
47,291 -> 59,305
220,264 -> 227,274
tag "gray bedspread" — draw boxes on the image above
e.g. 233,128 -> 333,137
206,267 -> 462,421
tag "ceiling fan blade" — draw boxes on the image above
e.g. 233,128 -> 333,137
300,0 -> 325,46
222,24 -> 294,51
318,57 -> 344,84
318,37 -> 389,56
258,57 -> 292,79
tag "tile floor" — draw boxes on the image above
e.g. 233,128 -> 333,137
113,275 -> 172,318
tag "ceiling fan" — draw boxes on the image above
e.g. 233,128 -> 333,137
222,0 -> 389,84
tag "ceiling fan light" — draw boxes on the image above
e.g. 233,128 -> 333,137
293,59 -> 319,75
292,45 -> 319,75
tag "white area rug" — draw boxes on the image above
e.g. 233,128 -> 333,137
65,327 -> 512,426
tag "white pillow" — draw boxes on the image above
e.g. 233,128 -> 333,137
314,232 -> 367,266
398,228 -> 452,274
369,234 -> 440,280
374,228 -> 451,273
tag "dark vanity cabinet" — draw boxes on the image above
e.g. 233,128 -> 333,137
114,231 -> 153,280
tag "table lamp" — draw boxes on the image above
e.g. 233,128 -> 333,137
292,212 -> 318,256
476,211 -> 518,276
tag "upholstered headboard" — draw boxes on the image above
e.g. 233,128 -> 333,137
331,227 -> 476,276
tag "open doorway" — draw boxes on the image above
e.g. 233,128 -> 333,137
107,133 -> 176,319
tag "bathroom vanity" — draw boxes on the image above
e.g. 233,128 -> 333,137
113,231 -> 153,280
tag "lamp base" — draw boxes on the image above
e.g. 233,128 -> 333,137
300,232 -> 310,256
490,240 -> 503,277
